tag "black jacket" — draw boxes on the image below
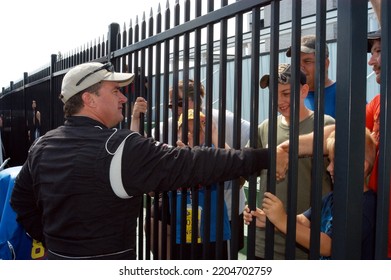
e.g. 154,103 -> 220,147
11,116 -> 268,259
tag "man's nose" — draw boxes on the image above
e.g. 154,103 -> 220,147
119,92 -> 128,103
368,54 -> 376,66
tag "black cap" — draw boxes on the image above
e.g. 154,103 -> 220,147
259,63 -> 307,89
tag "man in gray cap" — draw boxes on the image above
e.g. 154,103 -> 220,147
367,29 -> 381,85
246,63 -> 334,260
286,35 -> 336,118
10,61 -> 280,260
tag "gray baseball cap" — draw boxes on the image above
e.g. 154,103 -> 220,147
286,35 -> 329,57
367,29 -> 381,52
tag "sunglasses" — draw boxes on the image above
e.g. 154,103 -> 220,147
76,62 -> 114,86
168,99 -> 183,109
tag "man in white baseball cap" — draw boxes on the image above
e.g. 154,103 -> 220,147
59,62 -> 134,103
10,61 -> 278,260
59,62 -> 134,128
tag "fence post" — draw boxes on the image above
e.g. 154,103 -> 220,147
334,0 -> 368,259
49,54 -> 57,130
108,23 -> 120,64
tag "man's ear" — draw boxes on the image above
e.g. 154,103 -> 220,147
300,84 -> 310,98
82,92 -> 96,107
325,57 -> 330,70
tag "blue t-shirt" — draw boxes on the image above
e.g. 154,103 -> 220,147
303,190 -> 376,260
171,184 -> 231,244
303,192 -> 333,260
305,82 -> 336,118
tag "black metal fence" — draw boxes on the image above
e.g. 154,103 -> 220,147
0,0 -> 389,260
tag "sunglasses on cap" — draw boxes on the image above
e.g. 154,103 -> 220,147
168,99 -> 183,109
76,62 -> 114,86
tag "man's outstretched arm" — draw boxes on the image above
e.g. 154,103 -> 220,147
275,124 -> 335,180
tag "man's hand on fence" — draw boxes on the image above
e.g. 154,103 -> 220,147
243,205 -> 266,228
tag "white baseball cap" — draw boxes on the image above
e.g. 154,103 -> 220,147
60,62 -> 135,103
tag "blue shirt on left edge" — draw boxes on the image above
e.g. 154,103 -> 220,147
305,82 -> 337,118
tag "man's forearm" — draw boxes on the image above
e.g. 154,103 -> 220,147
279,124 -> 335,156
300,124 -> 335,156
130,115 -> 141,132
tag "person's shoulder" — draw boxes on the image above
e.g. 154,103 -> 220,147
369,94 -> 381,103
324,114 -> 335,125
212,108 -> 219,116
212,109 -> 234,119
322,191 -> 333,203
109,128 -> 140,144
366,94 -> 381,110
43,125 -> 63,136
224,109 -> 251,129
116,129 -> 143,141
224,109 -> 234,117
258,118 -> 270,128
302,110 -> 333,124
326,81 -> 337,90
242,118 -> 250,126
